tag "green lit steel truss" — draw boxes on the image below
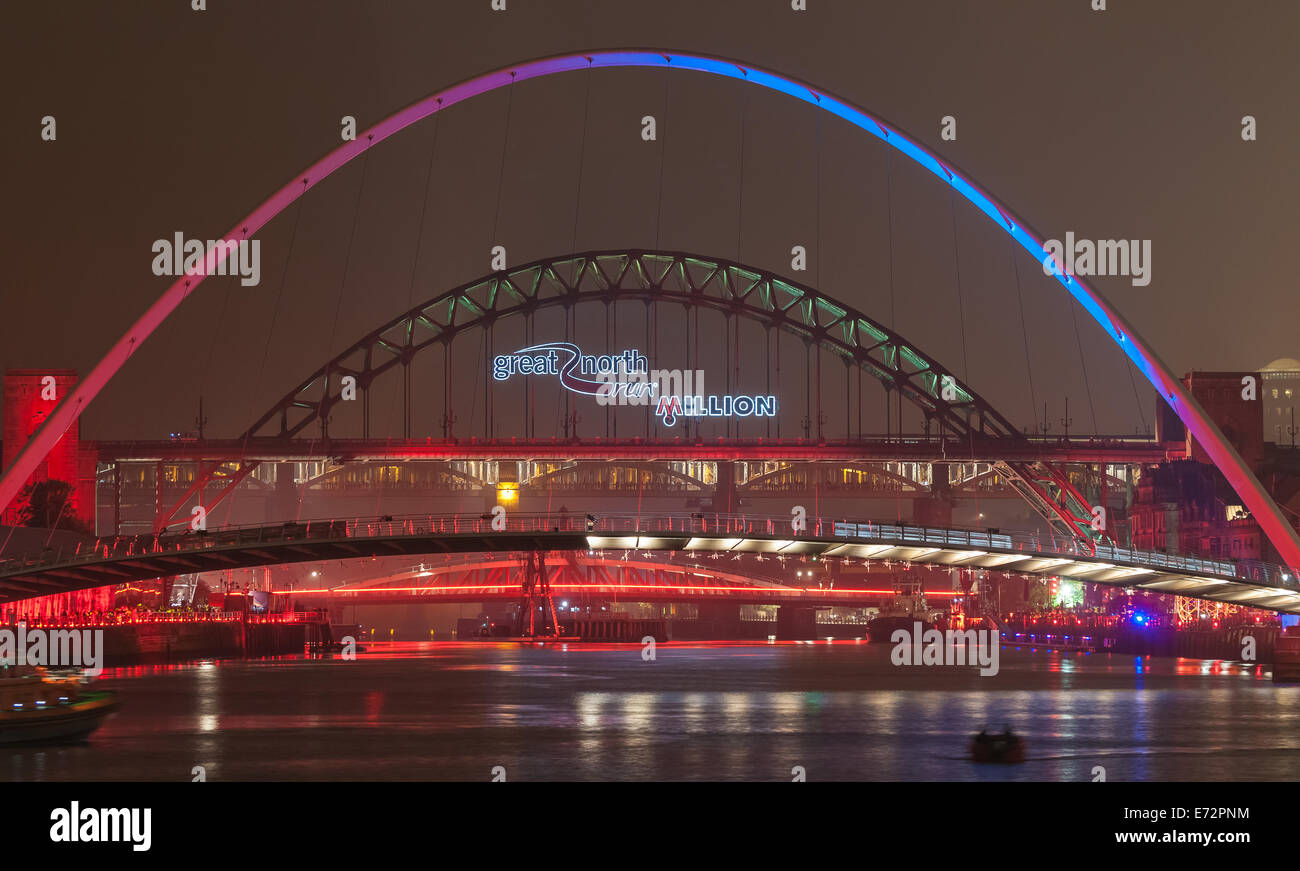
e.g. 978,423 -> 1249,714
247,250 -> 1013,442
240,250 -> 1107,547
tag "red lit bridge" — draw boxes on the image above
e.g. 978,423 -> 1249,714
1,513 -> 1297,614
279,554 -> 961,609
93,250 -> 1172,552
6,49 -> 1297,609
96,435 -> 1171,465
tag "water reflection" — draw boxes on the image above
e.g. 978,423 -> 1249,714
3,642 -> 1299,782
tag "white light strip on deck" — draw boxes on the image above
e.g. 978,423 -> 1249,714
975,554 -> 1025,567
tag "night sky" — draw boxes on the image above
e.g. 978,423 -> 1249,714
3,0 -> 1297,443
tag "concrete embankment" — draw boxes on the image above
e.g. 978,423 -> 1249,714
1004,623 -> 1280,662
98,622 -> 307,665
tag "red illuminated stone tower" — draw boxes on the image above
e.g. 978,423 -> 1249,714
2,369 -> 95,528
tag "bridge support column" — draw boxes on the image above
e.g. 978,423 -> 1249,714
696,602 -> 742,639
516,551 -> 560,639
273,462 -> 297,523
913,463 -> 954,527
775,606 -> 819,641
714,462 -> 739,514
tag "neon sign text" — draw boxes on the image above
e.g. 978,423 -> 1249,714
490,342 -> 776,427
653,395 -> 776,427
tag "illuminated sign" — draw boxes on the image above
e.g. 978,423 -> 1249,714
652,395 -> 776,427
492,343 -> 647,397
491,342 -> 776,426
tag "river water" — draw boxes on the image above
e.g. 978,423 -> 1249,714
5,641 -> 1299,782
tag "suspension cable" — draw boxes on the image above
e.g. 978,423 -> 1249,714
735,74 -> 749,260
483,76 -> 516,446
406,106 -> 443,310
369,107 -> 443,519
654,63 -> 671,251
224,179 -> 311,526
884,149 -> 897,331
277,145 -> 370,529
569,62 -> 593,259
261,146 -> 367,528
1126,357 -> 1149,434
814,99 -> 822,290
1010,243 -> 1038,433
490,73 -> 516,256
1068,291 -> 1100,434
198,266 -> 236,410
257,184 -> 310,388
325,143 -> 374,360
884,147 -> 898,457
947,187 -> 970,383
948,189 -> 978,524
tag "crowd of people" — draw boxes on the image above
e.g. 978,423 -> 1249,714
2,605 -> 233,629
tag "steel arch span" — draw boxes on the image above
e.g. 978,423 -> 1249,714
6,49 -> 1296,567
179,249 -> 1106,544
250,250 -> 1018,441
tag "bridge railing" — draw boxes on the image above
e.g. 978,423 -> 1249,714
3,609 -> 329,629
827,519 -> 1243,580
315,583 -> 855,601
3,610 -> 245,628
0,511 -> 1292,593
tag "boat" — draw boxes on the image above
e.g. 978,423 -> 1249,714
0,667 -> 118,745
867,613 -> 936,642
868,582 -> 938,643
971,727 -> 1026,764
307,640 -> 367,655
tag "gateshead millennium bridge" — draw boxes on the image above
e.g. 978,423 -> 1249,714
2,513 -> 1296,614
3,51 -> 1296,634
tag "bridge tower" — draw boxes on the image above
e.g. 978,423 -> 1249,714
914,463 -> 955,527
516,551 -> 562,639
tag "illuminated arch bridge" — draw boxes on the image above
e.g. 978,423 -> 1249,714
0,513 -> 1297,614
5,49 -> 1295,570
150,249 -> 1117,547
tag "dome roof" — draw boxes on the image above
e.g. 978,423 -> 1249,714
1262,358 -> 1300,371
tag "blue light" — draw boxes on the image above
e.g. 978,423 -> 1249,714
10,47 -> 1299,591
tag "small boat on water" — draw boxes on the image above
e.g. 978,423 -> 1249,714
307,640 -> 367,655
868,584 -> 939,643
0,667 -> 118,745
971,726 -> 1025,764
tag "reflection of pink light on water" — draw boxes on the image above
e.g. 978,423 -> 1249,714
365,690 -> 384,724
